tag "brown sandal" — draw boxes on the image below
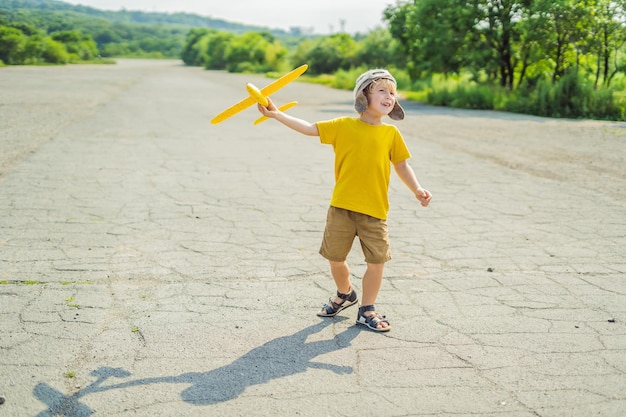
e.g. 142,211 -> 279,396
317,288 -> 358,317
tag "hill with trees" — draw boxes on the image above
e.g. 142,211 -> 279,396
0,0 -> 293,63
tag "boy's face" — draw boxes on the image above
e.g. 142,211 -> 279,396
365,80 -> 397,117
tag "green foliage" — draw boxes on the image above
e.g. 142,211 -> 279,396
0,21 -> 100,64
385,0 -> 475,80
0,25 -> 26,64
354,28 -> 405,69
181,28 -> 211,66
384,0 -> 626,88
0,0 -> 259,62
424,69 -> 624,120
0,0 -> 312,64
505,69 -> 624,119
181,26 -> 405,77
384,0 -> 626,120
51,30 -> 98,61
26,34 -> 68,64
224,32 -> 286,72
330,66 -> 369,89
302,34 -> 358,74
182,29 -> 287,72
327,66 -> 410,92
426,74 -> 489,108
204,31 -> 235,69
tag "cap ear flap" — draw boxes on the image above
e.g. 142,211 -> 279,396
354,90 -> 368,113
388,103 -> 405,120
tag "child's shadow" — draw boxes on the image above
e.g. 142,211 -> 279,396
34,318 -> 360,415
179,317 -> 359,404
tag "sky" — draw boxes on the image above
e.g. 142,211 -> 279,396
62,0 -> 396,35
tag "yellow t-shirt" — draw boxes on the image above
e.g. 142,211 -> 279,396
317,117 -> 411,220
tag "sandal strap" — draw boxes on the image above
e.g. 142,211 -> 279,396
328,297 -> 342,310
322,295 -> 346,313
320,289 -> 357,316
359,305 -> 389,326
368,313 -> 389,326
336,288 -> 354,301
359,305 -> 376,313
322,289 -> 356,314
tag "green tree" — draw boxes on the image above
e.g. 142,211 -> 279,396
51,30 -> 98,61
262,37 -> 288,70
355,28 -> 405,68
181,28 -> 211,66
529,0 -> 590,82
384,0 -> 476,80
22,32 -> 45,63
385,0 -> 536,87
223,31 -> 285,72
0,25 -> 26,64
204,30 -> 235,70
304,34 -> 358,74
289,38 -> 315,69
40,36 -> 69,63
474,0 -> 533,89
587,0 -> 626,87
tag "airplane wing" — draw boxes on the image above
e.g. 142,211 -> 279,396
210,96 -> 257,125
259,64 -> 308,96
210,64 -> 308,125
254,101 -> 298,125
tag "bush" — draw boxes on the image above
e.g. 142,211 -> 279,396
0,26 -> 26,64
451,84 -> 495,109
51,30 -> 99,62
331,66 -> 368,90
419,69 -> 625,121
41,37 -> 69,64
328,66 -> 411,91
504,70 -> 624,120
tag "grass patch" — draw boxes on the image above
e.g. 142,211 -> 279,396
65,296 -> 80,308
0,280 -> 92,285
77,57 -> 117,65
407,70 -> 626,121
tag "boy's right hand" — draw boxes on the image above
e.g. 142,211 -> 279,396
257,97 -> 278,118
255,98 -> 320,136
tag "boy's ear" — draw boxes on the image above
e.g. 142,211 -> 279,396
355,91 -> 368,113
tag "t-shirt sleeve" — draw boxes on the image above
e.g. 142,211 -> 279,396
390,127 -> 411,163
317,118 -> 341,145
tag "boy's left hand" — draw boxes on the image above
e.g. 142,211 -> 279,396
415,188 -> 432,207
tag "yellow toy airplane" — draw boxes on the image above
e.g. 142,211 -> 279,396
210,64 -> 308,125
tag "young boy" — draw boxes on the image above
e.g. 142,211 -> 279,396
257,69 -> 432,332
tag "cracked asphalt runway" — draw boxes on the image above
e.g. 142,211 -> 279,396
1,59 -> 625,416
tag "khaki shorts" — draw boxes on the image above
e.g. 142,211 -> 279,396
319,206 -> 391,264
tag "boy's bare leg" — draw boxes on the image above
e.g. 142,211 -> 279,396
360,263 -> 389,329
329,260 -> 352,295
317,260 -> 356,316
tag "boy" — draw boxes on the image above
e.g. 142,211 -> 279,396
257,69 -> 432,332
